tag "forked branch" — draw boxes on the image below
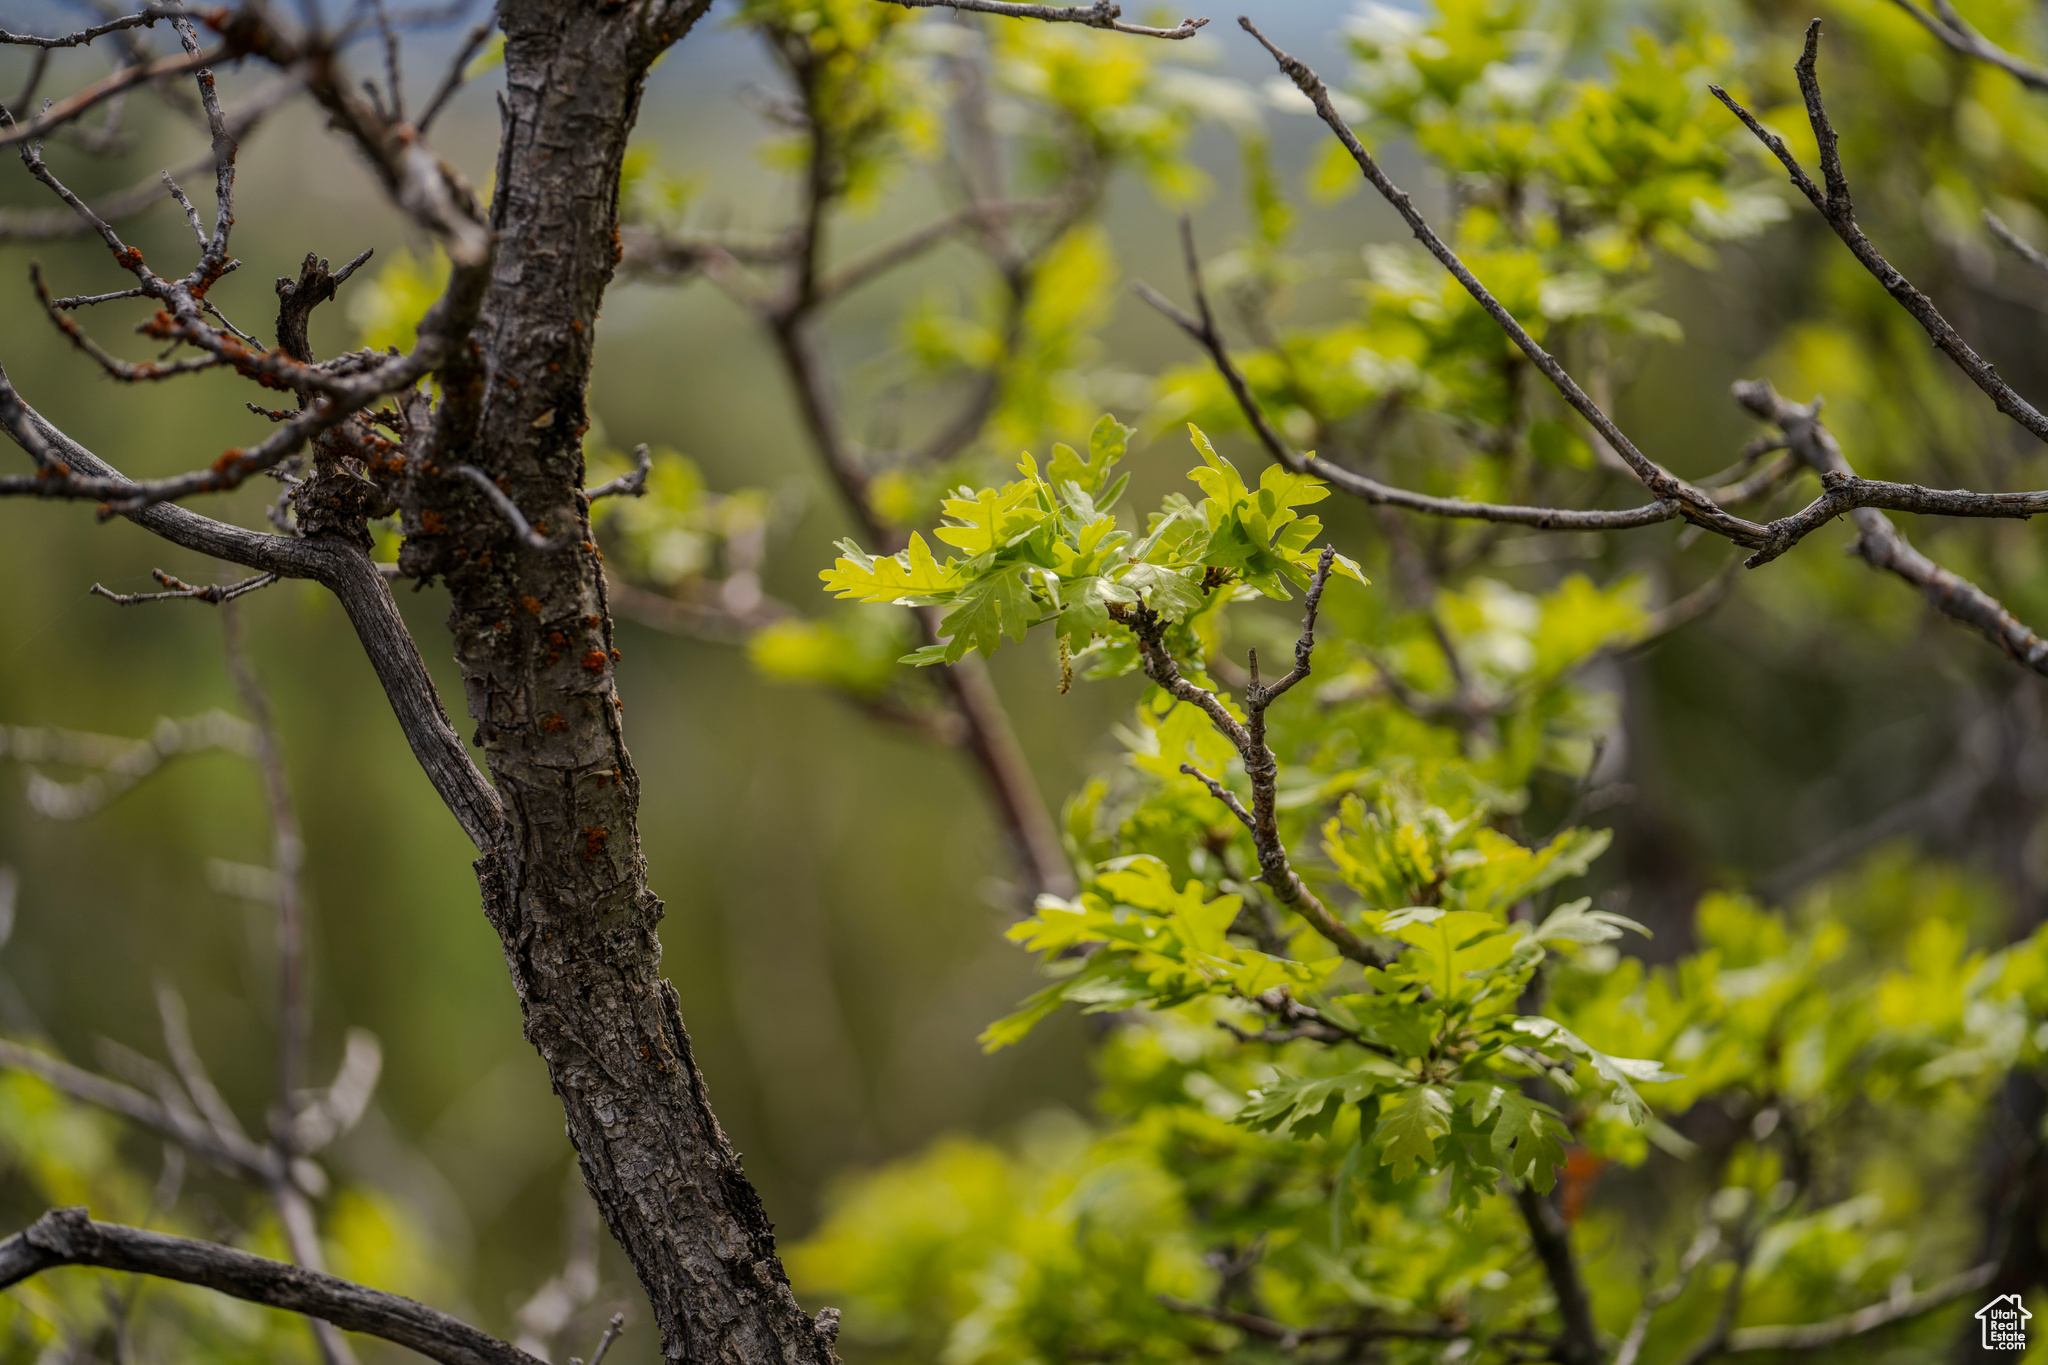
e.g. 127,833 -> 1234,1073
1710,22 -> 2048,447
1237,17 -> 1753,539
0,1209 -> 542,1365
1127,546 -> 1383,967
1880,0 -> 2048,91
1132,228 -> 1688,534
1734,380 -> 2048,675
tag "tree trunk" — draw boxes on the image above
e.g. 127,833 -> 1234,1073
406,7 -> 833,1361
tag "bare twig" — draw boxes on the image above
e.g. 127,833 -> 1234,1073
0,372 -> 507,851
587,444 -> 651,501
417,21 -> 495,132
0,6 -> 185,49
1128,547 -> 1383,967
1881,0 -> 2048,90
730,23 -> 1075,899
813,198 -> 1058,302
0,46 -> 226,150
1985,210 -> 2048,279
0,1209 -> 544,1365
0,82 -> 293,242
0,1040 -> 276,1180
369,0 -> 406,124
1239,19 -> 1753,538
0,710 -> 256,818
92,569 -> 281,605
869,0 -> 1205,39
1614,1224 -> 1722,1365
221,605 -> 310,1129
1132,259 -> 1688,535
453,465 -> 570,550
587,1312 -> 627,1365
1711,25 -> 2048,447
1724,1262 -> 1995,1352
1735,380 -> 2048,674
514,1182 -> 601,1359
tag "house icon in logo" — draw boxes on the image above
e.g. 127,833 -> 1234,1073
1978,1294 -> 2030,1350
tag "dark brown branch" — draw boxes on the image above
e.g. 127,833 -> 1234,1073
870,0 -> 1206,39
1881,0 -> 2048,90
1513,1184 -> 1599,1365
1240,19 -> 1754,539
0,1209 -> 543,1365
1711,25 -> 2048,447
0,377 -> 505,850
1127,549 -> 1383,967
1735,379 -> 2048,674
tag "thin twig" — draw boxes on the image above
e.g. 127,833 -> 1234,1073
0,6 -> 185,50
1985,210 -> 2048,279
91,569 -> 281,605
1239,20 -> 1752,538
586,444 -> 651,501
869,0 -> 1205,39
370,0 -> 406,124
588,1312 -> 626,1365
1131,262 -> 1688,535
1127,547 -> 1383,967
1724,1262 -> 1996,1352
453,465 -> 569,550
1614,1224 -> 1722,1365
0,1040 -> 275,1180
0,46 -> 225,150
417,20 -> 494,132
221,605 -> 310,1133
1711,25 -> 2048,447
1881,0 -> 2048,90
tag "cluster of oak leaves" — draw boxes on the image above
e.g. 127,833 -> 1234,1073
796,418 -> 2048,1363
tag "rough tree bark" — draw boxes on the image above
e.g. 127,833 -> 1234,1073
396,7 -> 836,1362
